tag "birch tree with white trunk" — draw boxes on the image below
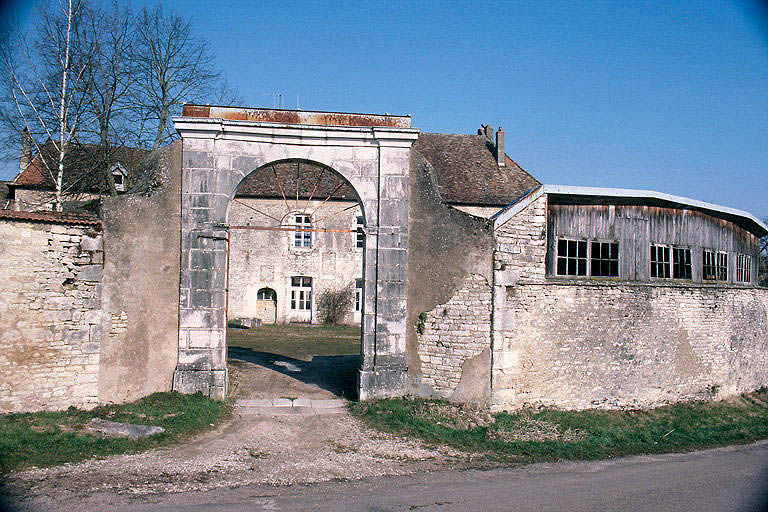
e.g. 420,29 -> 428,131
0,0 -> 90,211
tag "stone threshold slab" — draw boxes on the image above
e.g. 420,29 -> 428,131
234,398 -> 348,415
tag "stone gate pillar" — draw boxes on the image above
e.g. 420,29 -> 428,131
171,107 -> 418,400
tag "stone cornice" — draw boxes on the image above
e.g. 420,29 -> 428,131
173,117 -> 420,148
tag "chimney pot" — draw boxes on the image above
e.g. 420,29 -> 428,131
496,126 -> 505,167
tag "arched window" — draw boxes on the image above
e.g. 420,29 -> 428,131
257,287 -> 276,301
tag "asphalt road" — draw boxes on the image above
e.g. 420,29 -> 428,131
6,440 -> 768,511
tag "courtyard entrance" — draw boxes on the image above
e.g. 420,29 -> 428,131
172,105 -> 418,400
227,324 -> 360,400
224,158 -> 366,401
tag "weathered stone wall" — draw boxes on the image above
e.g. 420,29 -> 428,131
98,141 -> 182,404
416,273 -> 492,400
0,218 -> 103,412
492,193 -> 768,410
493,282 -> 768,410
228,197 -> 362,324
406,150 -> 495,403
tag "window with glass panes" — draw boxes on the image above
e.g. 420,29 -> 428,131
293,214 -> 312,248
672,247 -> 692,279
356,216 -> 364,248
591,241 -> 619,277
290,276 -> 312,310
736,254 -> 752,283
355,278 -> 363,311
257,288 -> 275,301
650,245 -> 671,278
556,239 -> 587,276
703,250 -> 728,281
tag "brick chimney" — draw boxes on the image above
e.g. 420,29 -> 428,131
483,124 -> 494,140
19,127 -> 32,172
496,126 -> 505,167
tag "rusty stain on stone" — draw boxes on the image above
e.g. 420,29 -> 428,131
182,104 -> 411,128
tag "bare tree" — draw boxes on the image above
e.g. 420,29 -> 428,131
0,0 -> 90,211
134,4 -> 230,151
0,0 -> 235,205
74,0 -> 134,196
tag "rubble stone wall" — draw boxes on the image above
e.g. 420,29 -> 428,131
416,273 -> 492,397
0,219 -> 103,412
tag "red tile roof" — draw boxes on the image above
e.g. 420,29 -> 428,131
10,142 -> 148,193
0,209 -> 101,226
235,161 -> 357,201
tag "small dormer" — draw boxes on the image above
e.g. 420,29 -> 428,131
110,162 -> 128,192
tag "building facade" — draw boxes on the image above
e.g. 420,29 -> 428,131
2,105 -> 766,411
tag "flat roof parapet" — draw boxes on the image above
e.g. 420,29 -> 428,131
182,104 -> 411,128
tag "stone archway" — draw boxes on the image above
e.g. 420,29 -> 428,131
171,106 -> 419,400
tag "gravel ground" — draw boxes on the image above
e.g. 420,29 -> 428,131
3,408 -> 482,508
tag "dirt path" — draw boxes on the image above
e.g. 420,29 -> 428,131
4,408 -> 480,506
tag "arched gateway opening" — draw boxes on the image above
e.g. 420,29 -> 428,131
171,105 -> 418,400
226,160 -> 366,400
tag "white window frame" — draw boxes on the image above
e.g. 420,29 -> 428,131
290,276 -> 312,310
555,238 -> 619,278
355,216 -> 365,248
355,279 -> 363,312
256,288 -> 276,301
672,246 -> 692,280
293,214 -> 312,249
703,249 -> 728,282
109,162 -> 128,192
650,244 -> 672,279
590,239 -> 620,277
555,238 -> 588,276
736,253 -> 752,283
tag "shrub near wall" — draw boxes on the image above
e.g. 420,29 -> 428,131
0,213 -> 103,413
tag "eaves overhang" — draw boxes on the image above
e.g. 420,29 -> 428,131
493,184 -> 768,238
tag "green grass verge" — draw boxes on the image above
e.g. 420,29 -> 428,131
227,324 -> 360,359
350,389 -> 768,463
0,392 -> 231,473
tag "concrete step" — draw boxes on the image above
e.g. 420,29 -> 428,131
234,398 -> 348,416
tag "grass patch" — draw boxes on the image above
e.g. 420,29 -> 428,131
0,392 -> 231,473
351,389 -> 768,463
227,324 -> 360,359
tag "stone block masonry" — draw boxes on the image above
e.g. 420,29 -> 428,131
493,282 -> 768,411
417,273 -> 492,396
0,217 -> 103,413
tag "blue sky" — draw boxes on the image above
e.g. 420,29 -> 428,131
4,1 -> 768,219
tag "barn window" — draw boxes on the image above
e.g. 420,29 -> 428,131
556,239 -> 587,276
650,245 -> 671,278
257,288 -> 276,301
293,214 -> 312,248
703,250 -> 728,281
290,276 -> 312,310
356,216 -> 365,248
736,254 -> 752,283
591,241 -> 619,277
672,247 -> 692,279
